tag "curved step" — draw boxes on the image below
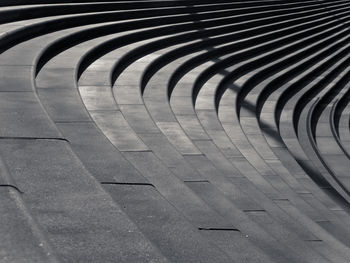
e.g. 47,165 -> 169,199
74,4 -> 326,262
1,1 -> 350,262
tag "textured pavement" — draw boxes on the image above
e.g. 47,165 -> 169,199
1,1 -> 350,262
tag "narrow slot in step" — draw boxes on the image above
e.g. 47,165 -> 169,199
198,227 -> 240,232
0,137 -> 69,142
305,239 -> 323,242
184,180 -> 210,183
101,182 -> 155,187
121,149 -> 152,153
0,184 -> 23,194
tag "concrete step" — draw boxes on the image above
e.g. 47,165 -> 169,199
1,1 -> 350,262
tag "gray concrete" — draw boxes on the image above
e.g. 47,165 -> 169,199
1,1 -> 350,262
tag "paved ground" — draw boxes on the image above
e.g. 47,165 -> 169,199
1,1 -> 350,262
